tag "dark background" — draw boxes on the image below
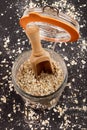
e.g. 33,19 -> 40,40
0,0 -> 87,130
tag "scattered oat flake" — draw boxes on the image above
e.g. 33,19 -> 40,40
10,118 -> 13,121
64,56 -> 68,61
81,60 -> 86,64
71,60 -> 77,65
83,98 -> 86,103
74,99 -> 78,104
0,51 -> 2,55
8,114 -> 11,117
83,106 -> 87,112
1,58 -> 6,63
1,13 -> 4,16
1,96 -> 6,103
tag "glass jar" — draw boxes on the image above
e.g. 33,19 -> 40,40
12,49 -> 68,110
12,5 -> 79,110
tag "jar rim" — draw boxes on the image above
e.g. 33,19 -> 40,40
20,6 -> 79,42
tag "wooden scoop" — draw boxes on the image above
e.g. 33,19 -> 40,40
25,25 -> 53,76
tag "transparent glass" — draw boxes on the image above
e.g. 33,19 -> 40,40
23,5 -> 79,42
12,49 -> 68,110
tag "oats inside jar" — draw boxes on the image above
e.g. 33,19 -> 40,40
17,59 -> 64,96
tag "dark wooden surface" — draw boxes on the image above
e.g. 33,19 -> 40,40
0,0 -> 87,130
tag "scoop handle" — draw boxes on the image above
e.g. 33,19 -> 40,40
26,25 -> 43,56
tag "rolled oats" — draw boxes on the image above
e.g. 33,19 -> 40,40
17,59 -> 64,96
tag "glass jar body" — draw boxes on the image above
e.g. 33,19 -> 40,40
12,49 -> 68,110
